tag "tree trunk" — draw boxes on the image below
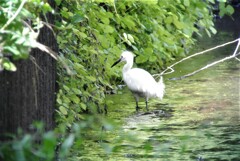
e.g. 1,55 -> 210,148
0,1 -> 57,140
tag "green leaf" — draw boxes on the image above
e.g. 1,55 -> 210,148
219,9 -> 225,17
72,88 -> 82,95
136,54 -> 148,63
61,9 -> 69,18
132,45 -> 138,51
183,0 -> 190,6
57,98 -> 62,104
42,3 -> 52,14
79,32 -> 88,39
63,85 -> 70,91
97,35 -> 109,48
55,0 -> 62,6
62,96 -> 71,103
126,40 -> 132,46
100,17 -> 110,25
87,76 -> 96,82
149,55 -> 157,62
59,106 -> 68,115
226,5 -> 234,15
80,103 -> 87,110
60,134 -> 75,158
72,14 -> 84,23
3,60 -> 17,71
72,28 -> 88,39
173,20 -> 184,29
144,48 -> 153,54
165,16 -> 172,24
127,34 -> 135,43
123,33 -> 128,40
67,11 -> 73,17
104,25 -> 114,33
16,37 -> 26,45
41,132 -> 57,160
205,28 -> 211,37
4,46 -> 21,56
71,95 -> 80,104
122,16 -> 136,29
219,2 -> 225,10
209,26 -> 217,34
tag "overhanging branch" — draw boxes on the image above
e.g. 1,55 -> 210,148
154,38 -> 240,80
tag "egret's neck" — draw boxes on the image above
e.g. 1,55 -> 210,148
122,59 -> 133,73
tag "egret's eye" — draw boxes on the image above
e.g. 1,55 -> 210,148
120,56 -> 124,61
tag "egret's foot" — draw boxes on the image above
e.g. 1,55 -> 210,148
145,107 -> 149,111
136,105 -> 140,112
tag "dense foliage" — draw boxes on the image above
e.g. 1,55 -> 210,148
0,0 -> 53,71
0,122 -> 75,161
56,0 -> 217,128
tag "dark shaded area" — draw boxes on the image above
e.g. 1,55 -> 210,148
215,5 -> 240,38
0,1 -> 58,140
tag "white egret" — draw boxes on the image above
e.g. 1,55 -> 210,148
111,51 -> 165,111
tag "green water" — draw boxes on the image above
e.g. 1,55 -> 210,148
71,33 -> 240,160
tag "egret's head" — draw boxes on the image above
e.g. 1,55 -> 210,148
111,51 -> 134,68
121,51 -> 134,62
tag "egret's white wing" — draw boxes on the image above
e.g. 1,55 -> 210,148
123,68 -> 157,95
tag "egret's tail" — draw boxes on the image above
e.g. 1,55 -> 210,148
156,76 -> 165,100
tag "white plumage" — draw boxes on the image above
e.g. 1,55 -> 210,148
111,51 -> 165,111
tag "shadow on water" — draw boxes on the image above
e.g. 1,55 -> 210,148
71,14 -> 240,161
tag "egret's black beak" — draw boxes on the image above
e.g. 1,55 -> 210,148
111,58 -> 122,68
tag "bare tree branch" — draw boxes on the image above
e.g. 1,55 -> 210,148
33,41 -> 58,60
235,57 -> 240,62
29,55 -> 45,74
233,38 -> 240,56
170,52 -> 240,80
154,38 -> 240,80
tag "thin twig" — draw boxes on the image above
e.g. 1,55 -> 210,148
156,38 -> 240,77
113,0 -> 119,17
171,52 -> 240,80
22,21 -> 34,32
169,39 -> 240,80
233,39 -> 240,56
30,55 -> 46,74
235,56 -> 240,62
153,67 -> 174,79
33,41 -> 58,60
1,0 -> 28,31
41,21 -> 57,38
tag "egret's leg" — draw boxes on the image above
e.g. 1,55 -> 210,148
145,98 -> 149,111
136,101 -> 140,111
134,96 -> 140,111
145,101 -> 149,111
